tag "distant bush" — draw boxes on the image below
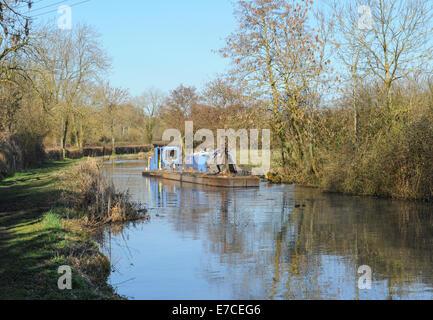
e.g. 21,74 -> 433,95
44,145 -> 153,162
0,133 -> 45,179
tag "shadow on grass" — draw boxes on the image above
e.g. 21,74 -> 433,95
0,159 -> 113,300
0,223 -> 109,300
0,159 -> 77,212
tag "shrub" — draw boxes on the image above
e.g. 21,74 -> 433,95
0,134 -> 45,179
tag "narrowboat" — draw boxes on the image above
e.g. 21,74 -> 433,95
142,145 -> 260,188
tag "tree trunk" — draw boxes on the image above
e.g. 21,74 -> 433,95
62,117 -> 69,159
78,123 -> 83,150
353,87 -> 359,144
111,120 -> 115,156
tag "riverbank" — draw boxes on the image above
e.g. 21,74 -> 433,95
0,159 -> 122,300
0,141 -> 153,180
266,163 -> 433,202
45,145 -> 152,162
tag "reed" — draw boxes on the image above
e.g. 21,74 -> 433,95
60,158 -> 146,225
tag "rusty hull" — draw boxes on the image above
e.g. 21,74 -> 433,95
142,171 -> 260,188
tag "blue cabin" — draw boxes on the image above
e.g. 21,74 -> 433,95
148,146 -> 210,173
148,146 -> 239,174
149,146 -> 182,171
185,153 -> 208,172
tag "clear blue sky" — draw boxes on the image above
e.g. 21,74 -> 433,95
32,0 -> 237,96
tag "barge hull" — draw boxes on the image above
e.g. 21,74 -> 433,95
142,171 -> 260,188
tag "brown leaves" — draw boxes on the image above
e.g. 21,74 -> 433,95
0,1 -> 33,43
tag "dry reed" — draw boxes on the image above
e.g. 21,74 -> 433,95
60,158 -> 147,225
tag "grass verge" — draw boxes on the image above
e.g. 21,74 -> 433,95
0,159 -> 122,300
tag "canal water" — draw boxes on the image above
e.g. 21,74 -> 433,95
98,160 -> 433,300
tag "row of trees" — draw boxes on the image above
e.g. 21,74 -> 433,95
0,1 -> 149,175
217,0 -> 433,200
144,0 -> 429,200
2,0 -> 433,200
0,3 -> 257,176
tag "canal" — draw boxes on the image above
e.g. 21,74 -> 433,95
97,160 -> 433,300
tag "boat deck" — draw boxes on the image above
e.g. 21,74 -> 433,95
142,171 -> 260,188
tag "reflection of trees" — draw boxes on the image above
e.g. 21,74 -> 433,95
100,163 -> 433,299
199,185 -> 433,299
278,187 -> 433,299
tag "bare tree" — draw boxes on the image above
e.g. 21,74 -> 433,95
27,23 -> 110,157
202,77 -> 245,110
0,0 -> 32,82
220,0 -> 325,169
160,84 -> 200,137
332,0 -> 433,115
133,88 -> 165,144
165,84 -> 198,117
201,77 -> 263,131
94,82 -> 129,155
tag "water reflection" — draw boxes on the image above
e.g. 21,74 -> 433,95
98,160 -> 433,300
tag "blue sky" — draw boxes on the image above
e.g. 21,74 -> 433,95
32,0 -> 237,96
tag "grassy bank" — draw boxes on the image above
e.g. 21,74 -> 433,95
0,159 -> 121,300
101,152 -> 152,162
45,145 -> 152,162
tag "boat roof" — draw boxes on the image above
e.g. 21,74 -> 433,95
152,141 -> 170,147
